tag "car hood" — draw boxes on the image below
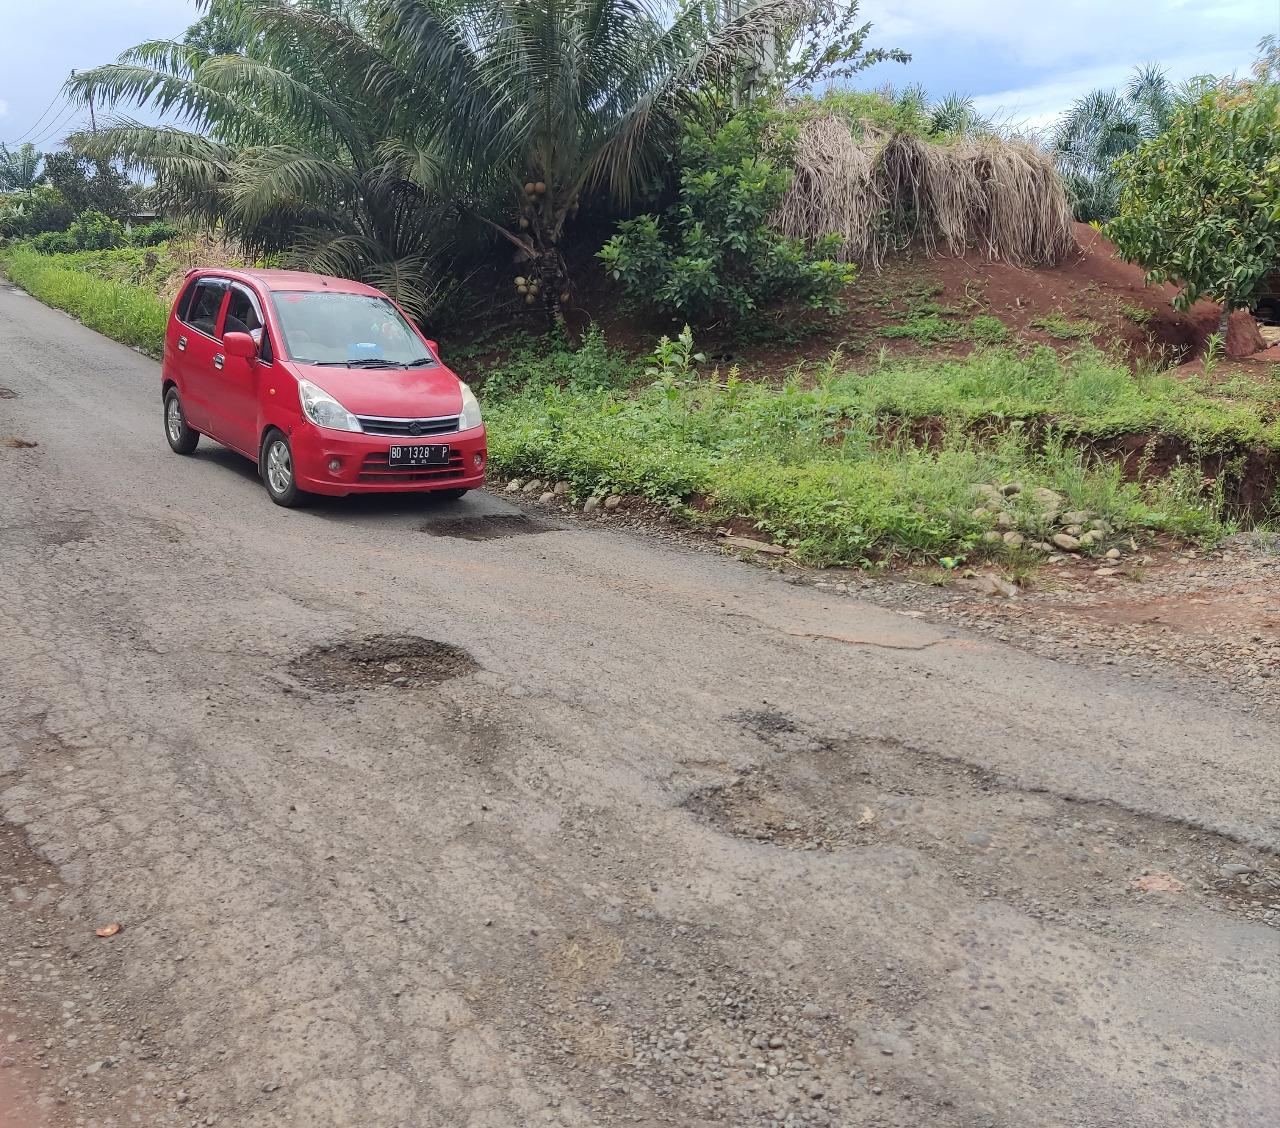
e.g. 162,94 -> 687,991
293,363 -> 463,419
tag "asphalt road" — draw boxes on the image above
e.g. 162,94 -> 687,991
0,282 -> 1277,1128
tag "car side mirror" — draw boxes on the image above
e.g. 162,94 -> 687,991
425,339 -> 439,355
223,331 -> 257,359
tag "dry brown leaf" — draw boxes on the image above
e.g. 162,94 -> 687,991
1131,874 -> 1184,893
95,923 -> 122,937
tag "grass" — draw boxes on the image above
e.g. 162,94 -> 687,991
480,336 -> 1278,566
2,244 -> 169,357
1030,311 -> 1101,340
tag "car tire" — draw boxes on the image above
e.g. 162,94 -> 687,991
260,430 -> 304,508
164,387 -> 199,455
435,488 -> 469,501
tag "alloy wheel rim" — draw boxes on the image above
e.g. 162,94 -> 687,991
266,440 -> 292,494
166,397 -> 183,442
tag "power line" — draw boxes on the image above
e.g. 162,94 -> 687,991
5,73 -> 74,146
23,101 -> 81,149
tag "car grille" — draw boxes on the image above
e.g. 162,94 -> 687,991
357,450 -> 466,483
356,414 -> 459,437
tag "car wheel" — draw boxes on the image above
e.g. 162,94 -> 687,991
261,430 -> 303,508
435,488 -> 469,501
164,387 -> 199,455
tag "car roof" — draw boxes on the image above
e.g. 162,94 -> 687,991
189,267 -> 385,297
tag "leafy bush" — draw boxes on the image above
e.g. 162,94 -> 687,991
599,111 -> 856,326
1107,76 -> 1280,323
478,324 -> 639,400
29,211 -> 179,254
0,186 -> 74,239
33,210 -> 126,253
2,245 -> 168,356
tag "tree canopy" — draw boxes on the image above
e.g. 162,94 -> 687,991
1106,75 -> 1280,324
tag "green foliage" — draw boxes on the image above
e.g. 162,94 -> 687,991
478,324 -> 639,400
791,84 -> 994,141
1107,78 -> 1280,314
0,186 -> 75,239
41,153 -> 137,220
599,111 -> 856,326
770,0 -> 909,94
483,344 -> 1257,564
878,312 -> 1011,345
2,245 -> 168,356
1053,65 -> 1179,222
644,325 -> 706,385
0,143 -> 43,192
30,210 -> 180,254
1029,312 -> 1100,340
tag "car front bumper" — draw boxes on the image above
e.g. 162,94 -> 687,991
291,424 -> 487,495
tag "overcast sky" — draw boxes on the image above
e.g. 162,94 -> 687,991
1,0 -> 1277,148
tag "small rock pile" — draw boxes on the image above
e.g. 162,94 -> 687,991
504,478 -> 625,515
967,481 -> 1129,558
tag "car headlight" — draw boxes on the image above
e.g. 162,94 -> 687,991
297,380 -> 363,433
459,381 -> 482,430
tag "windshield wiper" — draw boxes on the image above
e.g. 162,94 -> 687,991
303,358 -> 433,368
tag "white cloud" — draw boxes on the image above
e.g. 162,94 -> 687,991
0,100 -> 9,119
852,0 -> 1276,127
972,47 -> 1261,130
861,0 -> 1273,70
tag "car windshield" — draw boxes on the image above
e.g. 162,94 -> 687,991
269,291 -> 436,367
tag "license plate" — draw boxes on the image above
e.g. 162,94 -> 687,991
388,443 -> 450,468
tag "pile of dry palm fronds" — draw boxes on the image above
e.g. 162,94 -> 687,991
774,115 -> 1076,269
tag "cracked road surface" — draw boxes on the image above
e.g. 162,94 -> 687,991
0,283 -> 1277,1128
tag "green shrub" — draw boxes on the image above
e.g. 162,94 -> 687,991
598,110 -> 855,326
33,210 -> 127,253
479,323 -> 639,400
0,185 -> 74,239
2,245 -> 168,356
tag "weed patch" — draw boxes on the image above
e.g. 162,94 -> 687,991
483,343 -> 1270,565
1030,311 -> 1101,340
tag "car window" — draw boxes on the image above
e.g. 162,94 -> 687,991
175,278 -> 199,323
269,291 -> 437,366
226,284 -> 275,363
226,286 -> 263,338
183,280 -> 228,338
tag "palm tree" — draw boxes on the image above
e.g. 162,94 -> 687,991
0,143 -> 44,192
372,0 -> 818,321
1053,64 -> 1178,223
68,0 -> 821,324
67,0 -> 455,318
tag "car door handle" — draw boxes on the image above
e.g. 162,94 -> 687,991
177,336 -> 187,352
213,354 -> 225,370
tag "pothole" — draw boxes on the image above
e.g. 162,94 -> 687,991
288,635 -> 479,691
731,709 -> 796,736
420,514 -> 560,540
687,714 -> 1280,932
0,388 -> 17,399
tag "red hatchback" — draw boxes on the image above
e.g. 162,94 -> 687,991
160,269 -> 486,506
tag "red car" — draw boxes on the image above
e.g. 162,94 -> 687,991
160,268 -> 486,506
